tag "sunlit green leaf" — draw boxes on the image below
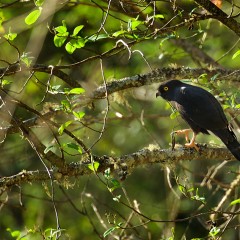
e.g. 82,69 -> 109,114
65,41 -> 76,54
154,14 -> 165,19
54,32 -> 69,47
69,88 -> 85,95
230,198 -> 240,206
113,30 -> 126,37
73,25 -> 84,36
232,50 -> 240,59
88,161 -> 100,171
25,8 -> 42,25
209,227 -> 220,237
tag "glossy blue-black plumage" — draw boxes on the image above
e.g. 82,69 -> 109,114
156,80 -> 240,161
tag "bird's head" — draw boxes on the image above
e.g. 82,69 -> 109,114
156,80 -> 183,101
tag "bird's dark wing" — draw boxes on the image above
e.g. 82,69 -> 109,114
172,85 -> 228,133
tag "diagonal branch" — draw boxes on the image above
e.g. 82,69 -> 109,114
194,0 -> 240,36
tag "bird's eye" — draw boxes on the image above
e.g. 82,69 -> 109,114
164,86 -> 168,91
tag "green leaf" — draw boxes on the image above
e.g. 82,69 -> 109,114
198,73 -> 208,84
87,33 -> 108,41
209,227 -> 220,237
65,41 -> 76,54
112,30 -> 126,37
73,25 -> 84,36
129,19 -> 143,31
73,111 -> 85,119
170,111 -> 180,119
6,228 -> 21,238
44,145 -> 54,154
1,79 -> 12,87
109,179 -> 121,192
20,52 -> 33,66
55,24 -> 67,34
232,50 -> 240,59
65,38 -> 86,54
69,88 -> 85,95
25,8 -> 42,25
235,104 -> 240,109
64,142 -> 82,154
4,28 -> 17,41
103,226 -> 118,238
54,32 -> 69,47
230,198 -> 240,206
35,0 -> 44,7
154,14 -> 165,19
58,121 -> 73,135
103,224 -> 122,238
61,99 -> 72,112
88,161 -> 100,171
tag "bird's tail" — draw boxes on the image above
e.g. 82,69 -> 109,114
212,128 -> 240,161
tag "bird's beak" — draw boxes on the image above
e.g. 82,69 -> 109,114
156,92 -> 161,98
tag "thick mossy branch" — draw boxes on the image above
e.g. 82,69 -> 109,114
92,67 -> 240,99
0,146 -> 236,189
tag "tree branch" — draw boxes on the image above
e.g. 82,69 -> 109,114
194,0 -> 240,36
0,146 -> 236,189
91,67 -> 240,99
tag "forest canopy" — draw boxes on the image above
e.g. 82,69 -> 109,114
0,0 -> 240,239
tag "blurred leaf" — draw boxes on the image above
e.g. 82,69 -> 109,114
230,198 -> 240,206
1,79 -> 12,87
170,111 -> 180,119
20,52 -> 33,66
113,30 -> 126,37
103,223 -> 122,238
35,0 -> 44,7
44,145 -> 54,154
88,33 -> 108,41
64,142 -> 82,154
58,120 -> 73,135
232,50 -> 240,59
209,226 -> 220,237
68,88 -> 85,95
4,28 -> 17,41
73,111 -> 85,119
88,161 -> 100,171
25,8 -> 42,25
61,99 -> 72,112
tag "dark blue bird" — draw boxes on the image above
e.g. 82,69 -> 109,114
156,80 -> 240,161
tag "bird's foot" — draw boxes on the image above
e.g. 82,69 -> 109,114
174,129 -> 192,142
184,142 -> 200,152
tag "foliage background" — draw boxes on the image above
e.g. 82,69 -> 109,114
0,0 -> 240,239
